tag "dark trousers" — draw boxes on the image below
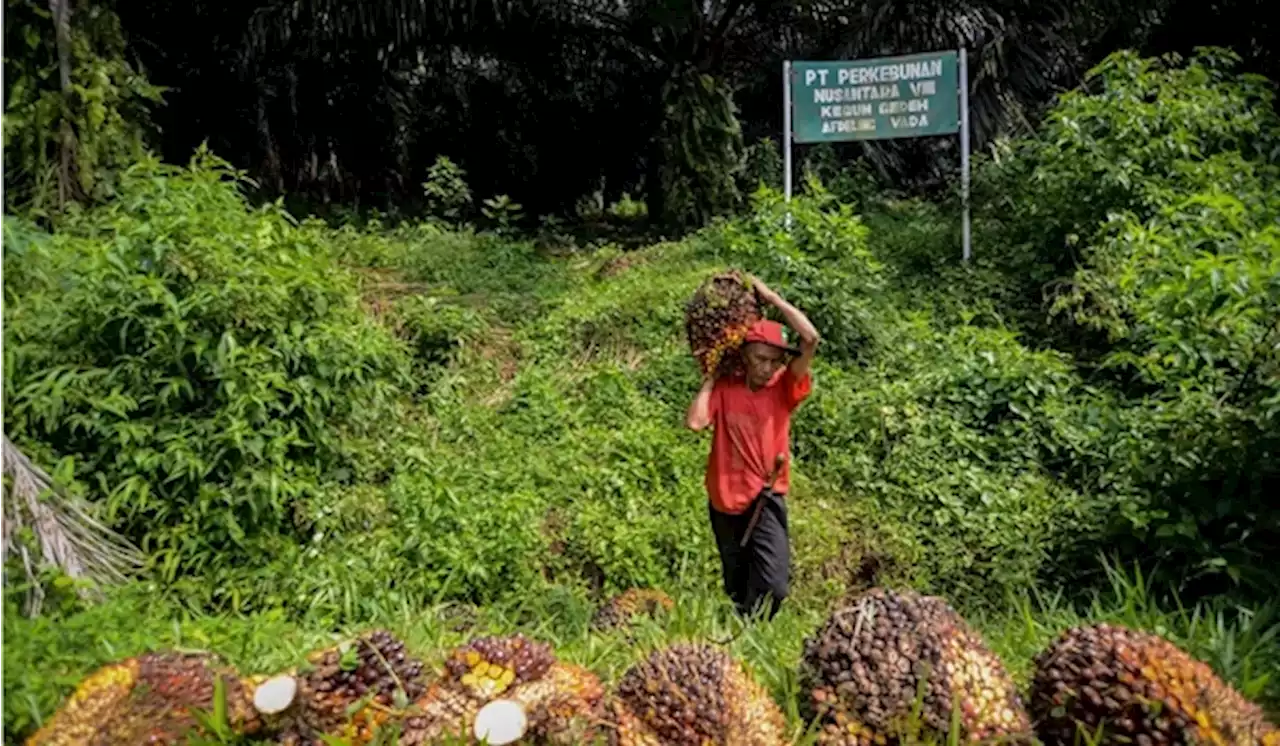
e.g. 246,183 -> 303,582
709,489 -> 790,621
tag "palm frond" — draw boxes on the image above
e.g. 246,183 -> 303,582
2,433 -> 145,616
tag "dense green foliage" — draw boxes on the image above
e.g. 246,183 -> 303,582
2,0 -> 163,213
6,0 -> 1277,222
655,72 -> 746,229
4,151 -> 415,596
976,49 -> 1280,591
3,46 -> 1279,744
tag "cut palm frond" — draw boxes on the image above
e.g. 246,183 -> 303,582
2,433 -> 145,616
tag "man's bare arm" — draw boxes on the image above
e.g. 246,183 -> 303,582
686,376 -> 716,430
751,275 -> 820,378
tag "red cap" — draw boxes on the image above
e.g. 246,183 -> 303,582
743,319 -> 800,355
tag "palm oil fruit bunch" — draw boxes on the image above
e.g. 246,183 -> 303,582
800,588 -> 1030,746
397,683 -> 480,745
444,633 -> 556,699
123,652 -> 261,743
609,642 -> 786,746
26,652 -> 260,746
508,662 -> 609,745
592,588 -> 676,631
317,628 -> 428,705
685,271 -> 762,378
1030,623 -> 1280,746
280,629 -> 428,745
404,647 -> 603,745
25,659 -> 140,746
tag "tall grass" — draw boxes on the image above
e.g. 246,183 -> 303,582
7,562 -> 1277,742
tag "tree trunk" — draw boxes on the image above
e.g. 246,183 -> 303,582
49,0 -> 72,91
48,0 -> 79,207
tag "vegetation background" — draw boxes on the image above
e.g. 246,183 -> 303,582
3,0 -> 1278,742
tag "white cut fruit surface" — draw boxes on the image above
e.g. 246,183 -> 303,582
473,698 -> 528,745
253,675 -> 298,715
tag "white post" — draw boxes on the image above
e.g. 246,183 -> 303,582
783,60 -> 793,229
959,48 -> 971,262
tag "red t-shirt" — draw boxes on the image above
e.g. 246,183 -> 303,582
704,367 -> 813,515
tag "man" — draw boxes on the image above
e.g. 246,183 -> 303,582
686,275 -> 820,621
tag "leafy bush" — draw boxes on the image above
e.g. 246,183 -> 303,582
2,0 -> 164,214
949,48 -> 1280,598
703,185 -> 887,362
421,155 -> 473,222
536,240 -> 708,365
392,295 -> 491,373
3,150 -> 415,588
1052,173 -> 1280,591
975,47 -> 1280,282
656,71 -> 745,230
739,137 -> 782,193
789,324 -> 1113,601
607,192 -> 648,220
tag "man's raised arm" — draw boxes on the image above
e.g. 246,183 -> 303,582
750,276 -> 820,378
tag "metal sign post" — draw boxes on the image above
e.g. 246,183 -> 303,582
959,48 -> 971,263
782,49 -> 971,261
783,59 -> 793,229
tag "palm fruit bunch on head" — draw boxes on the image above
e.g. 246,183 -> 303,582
26,652 -> 261,746
591,588 -> 676,632
1030,623 -> 1280,746
799,588 -> 1031,746
608,642 -> 787,746
276,628 -> 429,745
685,270 -> 762,378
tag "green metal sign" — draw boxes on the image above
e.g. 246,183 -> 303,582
789,51 -> 959,143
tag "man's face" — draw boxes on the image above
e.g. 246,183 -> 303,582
743,342 -> 786,388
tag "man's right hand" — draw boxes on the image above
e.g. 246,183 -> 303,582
748,274 -> 780,306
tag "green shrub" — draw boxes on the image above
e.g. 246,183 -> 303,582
655,71 -> 744,230
2,1 -> 164,214
703,185 -> 887,363
966,47 -> 1280,597
3,150 -> 415,588
975,47 -> 1280,282
421,155 -> 473,222
1053,179 -> 1280,592
535,240 -> 708,365
392,295 -> 491,373
790,325 -> 1111,602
